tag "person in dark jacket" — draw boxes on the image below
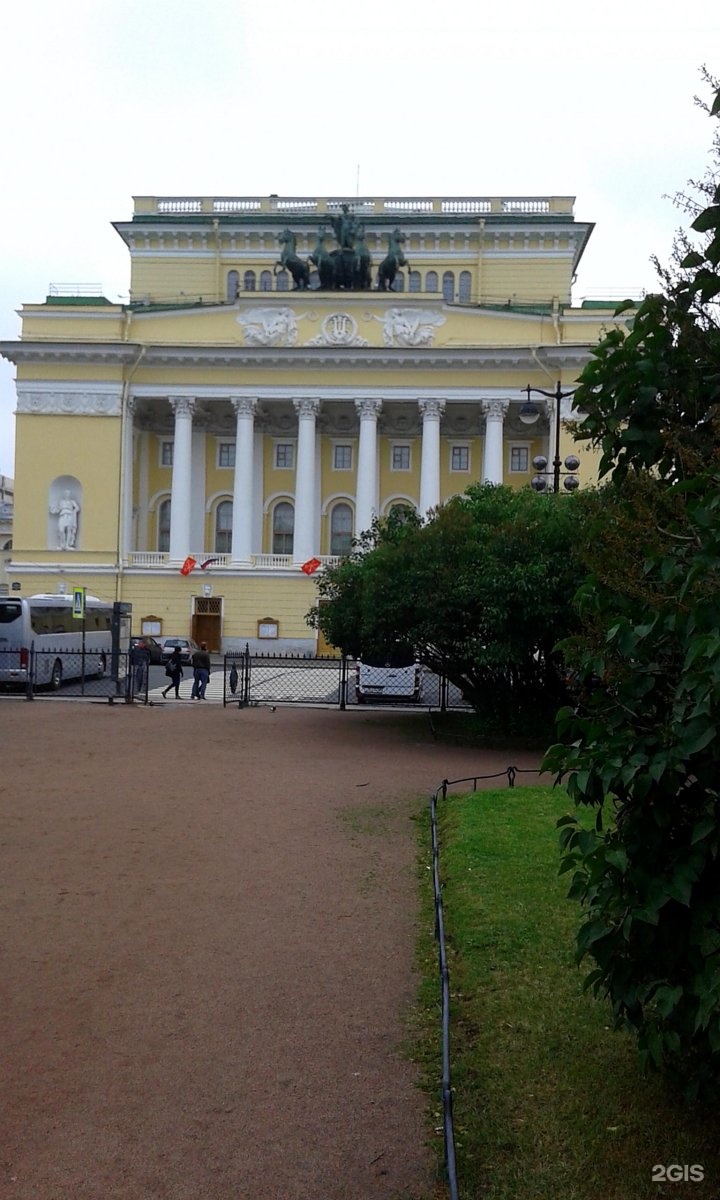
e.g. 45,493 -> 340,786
162,645 -> 184,699
191,642 -> 211,699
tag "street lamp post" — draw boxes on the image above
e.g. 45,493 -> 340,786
518,380 -> 580,493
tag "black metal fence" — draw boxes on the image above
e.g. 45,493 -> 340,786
223,649 -> 473,710
0,647 -> 138,702
430,768 -> 541,1200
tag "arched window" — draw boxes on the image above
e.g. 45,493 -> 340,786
388,503 -> 414,523
158,497 -> 171,553
392,272 -> 405,292
459,270 -> 472,302
426,270 -> 438,292
276,270 -> 289,291
226,270 -> 239,301
443,271 -> 455,302
215,500 -> 233,554
330,503 -> 353,556
272,501 -> 294,555
243,270 -> 256,292
409,270 -> 421,293
260,270 -> 273,292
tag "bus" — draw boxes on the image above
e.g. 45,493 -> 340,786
0,594 -> 115,690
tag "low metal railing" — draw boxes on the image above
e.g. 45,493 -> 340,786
430,767 -> 542,1200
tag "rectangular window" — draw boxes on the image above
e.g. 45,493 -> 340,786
451,445 -> 470,472
391,444 -> 411,471
275,442 -> 294,470
333,444 -> 353,470
218,442 -> 236,469
510,446 -> 530,472
161,440 -> 174,467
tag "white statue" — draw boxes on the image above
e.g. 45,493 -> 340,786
51,490 -> 80,550
378,308 -> 445,347
236,307 -> 299,347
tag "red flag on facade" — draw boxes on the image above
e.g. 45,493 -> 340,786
301,557 -> 321,575
180,556 -> 197,576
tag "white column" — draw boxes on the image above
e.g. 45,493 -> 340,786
168,396 -> 195,563
230,397 -> 257,565
418,397 -> 445,517
293,397 -> 320,565
481,399 -> 506,484
120,396 -> 135,562
354,397 -> 382,538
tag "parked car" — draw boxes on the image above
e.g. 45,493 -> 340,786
159,636 -> 199,664
129,635 -> 164,664
355,650 -> 422,703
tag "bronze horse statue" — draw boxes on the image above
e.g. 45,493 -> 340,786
275,229 -> 310,290
352,225 -> 372,289
309,228 -> 335,289
378,228 -> 410,291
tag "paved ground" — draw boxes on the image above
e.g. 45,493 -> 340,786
0,701 -> 543,1199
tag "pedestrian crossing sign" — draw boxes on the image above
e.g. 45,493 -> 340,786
72,587 -> 85,619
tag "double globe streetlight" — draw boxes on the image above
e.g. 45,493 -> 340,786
518,380 -> 580,493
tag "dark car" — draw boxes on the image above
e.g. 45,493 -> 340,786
130,635 -> 164,664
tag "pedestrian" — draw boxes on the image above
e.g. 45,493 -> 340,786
191,641 -> 211,699
162,645 -> 184,699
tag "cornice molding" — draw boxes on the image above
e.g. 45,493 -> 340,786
1,340 -> 594,374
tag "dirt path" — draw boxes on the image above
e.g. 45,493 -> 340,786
0,702 -> 543,1200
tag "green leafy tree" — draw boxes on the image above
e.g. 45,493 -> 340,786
309,484 -> 584,733
545,80 -> 720,1097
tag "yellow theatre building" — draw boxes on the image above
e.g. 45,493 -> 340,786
1,193 -> 623,653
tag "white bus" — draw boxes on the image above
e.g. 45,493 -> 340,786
0,594 -> 114,690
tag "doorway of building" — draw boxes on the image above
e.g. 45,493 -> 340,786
315,601 -> 341,658
192,596 -> 222,652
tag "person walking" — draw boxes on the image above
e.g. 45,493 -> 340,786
191,641 -> 211,699
162,645 -> 184,699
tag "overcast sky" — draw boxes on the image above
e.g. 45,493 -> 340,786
0,0 -> 717,477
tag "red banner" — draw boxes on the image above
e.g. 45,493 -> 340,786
180,556 -> 197,576
301,557 -> 321,576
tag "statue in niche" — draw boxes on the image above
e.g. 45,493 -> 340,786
51,489 -> 80,550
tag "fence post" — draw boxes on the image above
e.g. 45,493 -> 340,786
243,643 -> 250,706
339,655 -> 347,710
440,672 -> 447,713
25,644 -> 35,701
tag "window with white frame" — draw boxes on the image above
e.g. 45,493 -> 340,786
226,270 -> 239,301
409,270 -> 421,292
158,497 -> 171,552
275,442 -> 294,470
260,270 -> 273,292
333,444 -> 353,470
450,444 -> 470,472
391,444 -> 411,471
509,445 -> 530,472
459,271 -> 472,302
426,270 -> 438,292
276,270 -> 289,291
442,271 -> 455,302
160,440 -> 173,467
330,503 -> 353,556
244,270 -> 256,292
215,500 -> 233,553
272,501 -> 294,554
218,442 -> 236,469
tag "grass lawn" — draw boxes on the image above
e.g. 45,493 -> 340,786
416,785 -> 720,1200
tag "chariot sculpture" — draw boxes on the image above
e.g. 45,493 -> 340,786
274,204 -> 410,292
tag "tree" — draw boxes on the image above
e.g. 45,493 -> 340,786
309,484 -> 585,733
545,79 -> 720,1097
